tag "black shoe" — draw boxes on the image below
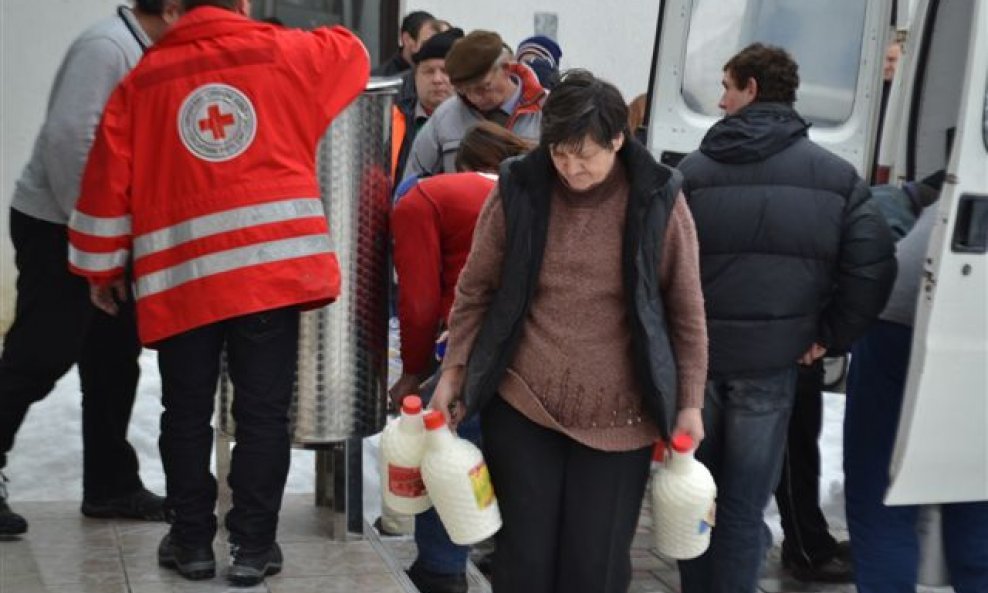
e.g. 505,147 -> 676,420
0,473 -> 28,537
228,542 -> 283,587
157,533 -> 216,580
82,487 -> 166,521
781,539 -> 854,583
406,561 -> 468,593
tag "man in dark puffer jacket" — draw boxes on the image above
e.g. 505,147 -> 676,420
675,43 -> 896,593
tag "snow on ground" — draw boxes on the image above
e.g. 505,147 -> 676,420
5,330 -> 848,542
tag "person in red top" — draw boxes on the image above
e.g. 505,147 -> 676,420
68,0 -> 369,585
390,122 -> 533,593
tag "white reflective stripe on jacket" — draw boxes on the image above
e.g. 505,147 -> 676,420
132,197 -> 325,259
136,233 -> 332,297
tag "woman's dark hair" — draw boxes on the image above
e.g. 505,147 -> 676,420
723,43 -> 799,104
540,69 -> 628,151
455,121 -> 534,173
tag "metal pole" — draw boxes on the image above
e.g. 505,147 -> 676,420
314,438 -> 364,540
917,504 -> 951,586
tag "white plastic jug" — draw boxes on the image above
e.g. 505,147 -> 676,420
651,434 -> 717,560
380,395 -> 431,515
420,410 -> 501,545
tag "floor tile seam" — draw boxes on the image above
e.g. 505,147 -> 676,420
361,521 -> 424,593
112,522 -> 135,593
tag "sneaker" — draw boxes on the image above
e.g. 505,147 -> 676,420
157,533 -> 216,580
81,487 -> 166,521
0,472 -> 28,537
227,542 -> 283,587
406,561 -> 468,593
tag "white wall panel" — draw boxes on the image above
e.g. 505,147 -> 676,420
406,1 -> 660,100
1,0 -> 120,334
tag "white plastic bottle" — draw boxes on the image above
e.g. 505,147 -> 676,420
420,410 -> 502,545
651,433 -> 717,560
380,395 -> 431,515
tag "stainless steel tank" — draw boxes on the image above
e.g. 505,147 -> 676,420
217,78 -> 400,445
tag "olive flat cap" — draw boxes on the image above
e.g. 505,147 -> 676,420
445,30 -> 505,85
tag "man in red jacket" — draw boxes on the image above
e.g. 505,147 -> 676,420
68,0 -> 369,585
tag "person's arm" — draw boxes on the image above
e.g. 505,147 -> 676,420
430,188 -> 506,423
68,82 -> 135,309
292,26 -> 370,134
401,115 -> 443,182
658,193 -> 709,444
392,186 -> 443,381
41,37 -> 131,218
818,180 -> 898,351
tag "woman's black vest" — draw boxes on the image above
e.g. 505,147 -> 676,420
461,140 -> 684,439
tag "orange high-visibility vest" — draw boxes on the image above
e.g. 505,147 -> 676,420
391,104 -> 407,180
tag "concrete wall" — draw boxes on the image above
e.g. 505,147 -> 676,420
1,0 -> 121,334
408,1 -> 660,100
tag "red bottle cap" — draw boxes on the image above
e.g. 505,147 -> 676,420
671,433 -> 693,453
652,439 -> 666,462
402,395 -> 422,415
423,409 -> 447,431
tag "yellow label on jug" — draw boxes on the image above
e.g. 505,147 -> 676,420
704,501 -> 717,528
468,461 -> 495,509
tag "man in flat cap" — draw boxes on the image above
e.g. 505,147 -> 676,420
401,29 -> 546,181
391,27 -> 464,183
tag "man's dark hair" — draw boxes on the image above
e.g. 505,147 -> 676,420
724,43 -> 799,104
540,69 -> 629,150
401,11 -> 436,40
182,0 -> 237,11
135,0 -> 166,14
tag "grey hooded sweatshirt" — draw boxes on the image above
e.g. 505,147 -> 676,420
11,10 -> 150,224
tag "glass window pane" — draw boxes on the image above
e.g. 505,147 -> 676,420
682,0 -> 866,127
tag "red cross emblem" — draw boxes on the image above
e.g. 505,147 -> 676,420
198,104 -> 235,140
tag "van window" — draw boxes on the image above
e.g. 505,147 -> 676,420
908,0 -> 974,182
682,0 -> 865,127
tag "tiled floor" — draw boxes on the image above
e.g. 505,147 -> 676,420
1,493 -> 857,593
0,496 -> 411,593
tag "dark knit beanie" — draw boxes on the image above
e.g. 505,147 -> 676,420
412,28 -> 464,64
516,35 -> 562,70
445,30 -> 505,85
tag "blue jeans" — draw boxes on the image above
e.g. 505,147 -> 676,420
845,320 -> 988,593
413,377 -> 482,575
679,367 -> 798,593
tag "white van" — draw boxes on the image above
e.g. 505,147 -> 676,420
643,0 -> 987,505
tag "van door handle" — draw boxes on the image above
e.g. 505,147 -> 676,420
951,194 -> 988,254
